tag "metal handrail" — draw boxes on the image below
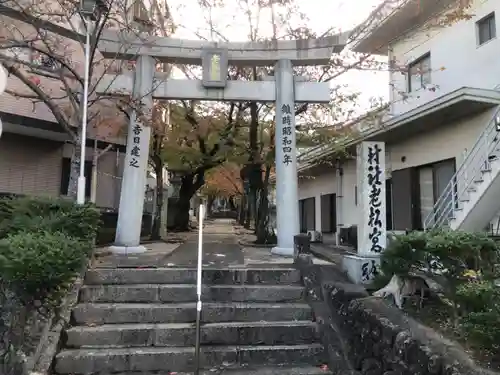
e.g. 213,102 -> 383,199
428,122 -> 499,228
423,105 -> 500,229
195,204 -> 204,375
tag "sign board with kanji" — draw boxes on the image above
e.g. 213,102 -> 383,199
201,48 -> 229,88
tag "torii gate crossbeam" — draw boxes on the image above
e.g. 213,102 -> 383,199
97,30 -> 348,256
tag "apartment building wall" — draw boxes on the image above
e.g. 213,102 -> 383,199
388,107 -> 494,172
297,107 -> 495,233
0,13 -> 128,145
389,0 -> 500,116
0,0 -> 171,208
0,133 -> 63,196
0,133 -> 126,207
0,9 -> 131,205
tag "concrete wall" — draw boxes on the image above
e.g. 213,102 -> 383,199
389,0 -> 500,116
298,107 -> 495,233
0,133 -> 63,196
61,143 -> 126,209
388,107 -> 495,172
95,150 -> 125,209
1,133 -> 125,208
298,159 -> 359,233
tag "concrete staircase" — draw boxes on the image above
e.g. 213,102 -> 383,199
424,105 -> 500,231
54,267 -> 331,374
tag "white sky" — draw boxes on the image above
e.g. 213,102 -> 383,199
167,0 -> 389,116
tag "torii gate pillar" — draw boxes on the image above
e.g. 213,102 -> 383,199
272,59 -> 299,256
109,55 -> 155,254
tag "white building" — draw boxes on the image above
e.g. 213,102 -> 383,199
298,0 -> 500,262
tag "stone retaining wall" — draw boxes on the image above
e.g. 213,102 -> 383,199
295,253 -> 496,375
0,269 -> 84,375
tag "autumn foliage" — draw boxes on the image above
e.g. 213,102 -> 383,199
203,163 -> 243,198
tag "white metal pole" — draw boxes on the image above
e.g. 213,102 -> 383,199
77,17 -> 91,204
197,203 -> 204,300
194,203 -> 204,375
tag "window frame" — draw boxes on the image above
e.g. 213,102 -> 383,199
407,52 -> 431,93
476,12 -> 496,46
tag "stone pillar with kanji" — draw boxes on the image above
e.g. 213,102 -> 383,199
110,55 -> 155,254
343,141 -> 387,283
271,59 -> 300,257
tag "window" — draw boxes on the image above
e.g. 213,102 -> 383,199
320,194 -> 336,233
408,53 -> 431,92
477,13 -> 496,45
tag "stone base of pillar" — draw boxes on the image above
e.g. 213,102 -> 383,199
342,254 -> 381,285
108,245 -> 148,255
271,246 -> 294,257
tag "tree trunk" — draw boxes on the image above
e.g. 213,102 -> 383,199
228,196 -> 237,211
256,195 -> 270,243
174,190 -> 192,232
248,100 -> 260,231
150,159 -> 164,240
244,193 -> 253,229
67,133 -> 82,200
256,165 -> 275,244
206,195 -> 215,217
238,194 -> 246,225
171,172 -> 206,231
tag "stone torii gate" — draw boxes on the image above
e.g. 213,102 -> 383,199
96,31 -> 348,256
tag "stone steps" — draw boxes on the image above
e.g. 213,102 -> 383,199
85,267 -> 301,285
72,302 -> 313,324
90,366 -> 330,375
90,365 -> 330,375
79,284 -> 305,303
65,321 -> 318,348
55,267 -> 329,374
54,344 -> 326,374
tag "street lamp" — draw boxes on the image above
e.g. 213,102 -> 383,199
76,0 -> 108,204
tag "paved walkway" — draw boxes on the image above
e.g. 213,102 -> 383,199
94,219 -> 333,269
165,219 -> 244,267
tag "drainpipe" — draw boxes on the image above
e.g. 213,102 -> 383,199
335,159 -> 343,245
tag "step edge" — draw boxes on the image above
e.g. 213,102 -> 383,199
66,320 -> 317,332
81,284 -> 305,289
73,302 -> 312,308
56,343 -> 325,356
88,267 -> 299,272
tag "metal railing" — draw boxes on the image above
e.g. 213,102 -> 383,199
423,105 -> 500,230
195,204 -> 204,375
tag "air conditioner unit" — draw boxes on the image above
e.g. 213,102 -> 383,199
307,230 -> 323,243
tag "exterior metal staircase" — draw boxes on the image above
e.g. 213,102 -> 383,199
424,105 -> 500,231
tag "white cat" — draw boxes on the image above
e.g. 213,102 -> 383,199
373,274 -> 427,309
